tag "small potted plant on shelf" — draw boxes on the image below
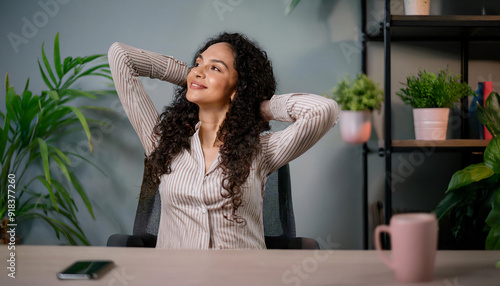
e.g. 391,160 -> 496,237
326,73 -> 384,144
435,92 -> 499,250
396,68 -> 474,140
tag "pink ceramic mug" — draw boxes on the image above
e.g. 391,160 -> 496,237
374,213 -> 438,283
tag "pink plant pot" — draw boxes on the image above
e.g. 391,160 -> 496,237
413,108 -> 449,140
340,110 -> 372,144
404,0 -> 431,15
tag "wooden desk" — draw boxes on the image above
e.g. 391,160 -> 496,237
2,246 -> 499,285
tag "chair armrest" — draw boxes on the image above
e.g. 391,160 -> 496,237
288,237 -> 320,249
265,236 -> 320,249
107,234 -> 145,247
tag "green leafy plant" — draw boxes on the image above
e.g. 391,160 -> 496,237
435,92 -> 500,250
327,73 -> 384,111
0,33 -> 114,245
477,92 -> 500,137
397,68 -> 474,108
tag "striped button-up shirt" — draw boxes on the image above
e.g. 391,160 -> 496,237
108,42 -> 339,249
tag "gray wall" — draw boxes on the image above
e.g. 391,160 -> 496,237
1,0 -> 498,249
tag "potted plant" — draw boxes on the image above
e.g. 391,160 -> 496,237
327,73 -> 384,144
0,33 -> 114,245
435,92 -> 500,250
397,68 -> 474,140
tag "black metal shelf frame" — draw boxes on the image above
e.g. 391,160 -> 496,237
359,0 -> 498,250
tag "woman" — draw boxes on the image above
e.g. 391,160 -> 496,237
108,32 -> 339,249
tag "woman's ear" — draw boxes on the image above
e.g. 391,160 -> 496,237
230,90 -> 237,103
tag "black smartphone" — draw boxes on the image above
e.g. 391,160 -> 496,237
57,260 -> 114,280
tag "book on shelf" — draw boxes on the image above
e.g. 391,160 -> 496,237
469,82 -> 483,139
483,81 -> 494,140
469,81 -> 494,140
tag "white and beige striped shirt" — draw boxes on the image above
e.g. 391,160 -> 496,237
108,42 -> 339,249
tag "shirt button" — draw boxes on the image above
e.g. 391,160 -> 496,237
201,206 -> 207,214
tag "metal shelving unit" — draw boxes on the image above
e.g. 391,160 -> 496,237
360,0 -> 500,249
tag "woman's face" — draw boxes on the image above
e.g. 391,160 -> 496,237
186,42 -> 238,110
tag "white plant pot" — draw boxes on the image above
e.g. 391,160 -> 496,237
340,110 -> 372,144
404,0 -> 431,15
413,108 -> 449,140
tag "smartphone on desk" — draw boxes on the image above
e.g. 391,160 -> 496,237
57,260 -> 114,280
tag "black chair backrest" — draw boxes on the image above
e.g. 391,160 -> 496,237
133,162 -> 296,247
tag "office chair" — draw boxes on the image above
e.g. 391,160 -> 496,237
107,160 -> 319,249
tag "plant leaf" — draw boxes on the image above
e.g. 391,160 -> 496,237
485,226 -> 500,250
88,72 -> 113,81
0,113 -> 11,161
81,54 -> 105,64
67,152 -> 107,176
65,106 -> 92,152
24,77 -> 30,92
54,33 -> 63,81
37,137 -> 51,185
285,0 -> 301,15
493,188 -> 500,211
50,154 -> 72,185
51,179 -> 77,215
48,90 -> 59,101
446,163 -> 494,192
484,137 -> 500,174
22,212 -> 89,245
68,171 -> 95,219
41,42 -> 57,86
486,208 -> 500,228
38,60 -> 55,90
6,86 -> 22,121
435,191 -> 468,219
49,146 -> 71,165
63,89 -> 97,100
36,176 -> 59,213
477,92 -> 500,137
5,72 -> 9,94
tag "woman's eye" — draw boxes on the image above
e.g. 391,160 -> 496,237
193,63 -> 200,67
211,66 -> 220,72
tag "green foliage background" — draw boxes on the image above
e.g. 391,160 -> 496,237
0,33 -> 115,245
397,69 -> 474,108
327,73 -> 384,111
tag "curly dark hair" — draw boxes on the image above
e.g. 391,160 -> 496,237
143,32 -> 276,224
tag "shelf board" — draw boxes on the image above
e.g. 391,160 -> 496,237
391,15 -> 500,27
365,15 -> 500,41
393,139 -> 490,147
391,139 -> 490,152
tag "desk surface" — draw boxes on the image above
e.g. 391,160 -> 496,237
2,246 -> 499,286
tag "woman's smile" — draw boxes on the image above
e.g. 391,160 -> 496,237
190,80 -> 207,90
185,42 -> 238,109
